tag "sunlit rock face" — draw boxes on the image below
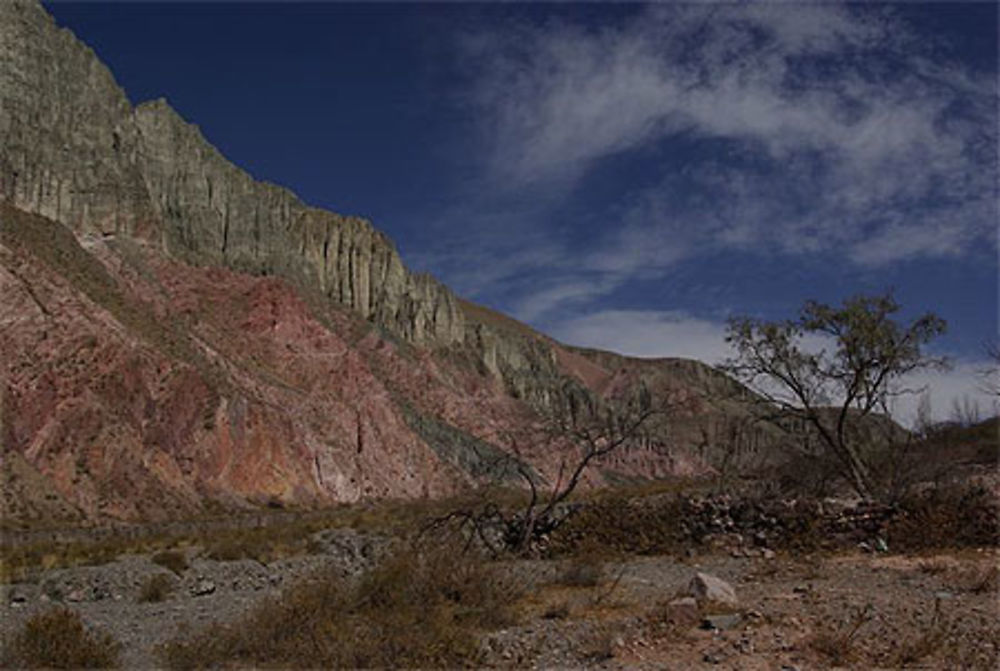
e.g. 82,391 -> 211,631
0,0 -> 774,524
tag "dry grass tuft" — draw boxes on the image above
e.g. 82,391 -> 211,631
556,553 -> 605,588
158,542 -> 522,669
138,572 -> 175,603
151,549 -> 188,575
886,599 -> 955,668
806,604 -> 872,667
577,622 -> 621,663
0,607 -> 120,669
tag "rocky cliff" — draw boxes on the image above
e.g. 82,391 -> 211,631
0,0 -> 767,524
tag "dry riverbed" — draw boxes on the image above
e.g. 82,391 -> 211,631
2,524 -> 996,669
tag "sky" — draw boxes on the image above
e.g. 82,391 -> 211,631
45,1 -> 998,425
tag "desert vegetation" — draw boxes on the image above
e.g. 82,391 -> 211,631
723,291 -> 948,500
156,540 -> 521,669
0,607 -> 120,669
2,293 -> 996,669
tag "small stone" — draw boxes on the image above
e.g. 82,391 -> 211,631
701,613 -> 743,631
703,651 -> 725,664
191,579 -> 216,596
762,548 -> 776,560
67,588 -> 86,603
689,572 -> 739,608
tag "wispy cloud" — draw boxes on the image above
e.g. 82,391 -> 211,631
548,309 -> 733,364
440,3 -> 996,320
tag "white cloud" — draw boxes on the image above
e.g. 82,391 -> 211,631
549,308 -> 998,428
548,309 -> 732,364
511,276 -> 617,323
457,3 -> 996,272
890,359 -> 999,428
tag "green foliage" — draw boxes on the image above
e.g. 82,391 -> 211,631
1,608 -> 120,669
724,291 -> 946,498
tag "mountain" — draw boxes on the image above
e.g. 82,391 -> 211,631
0,0 -> 775,526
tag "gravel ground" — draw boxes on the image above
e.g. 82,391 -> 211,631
2,530 -> 997,670
0,528 -> 385,668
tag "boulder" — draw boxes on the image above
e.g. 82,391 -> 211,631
688,572 -> 739,608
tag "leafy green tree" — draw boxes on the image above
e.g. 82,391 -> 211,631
723,292 -> 946,499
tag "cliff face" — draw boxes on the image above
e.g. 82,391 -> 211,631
0,0 -> 761,524
0,0 -> 155,237
0,0 -> 463,349
132,100 -> 465,347
0,0 -> 612,418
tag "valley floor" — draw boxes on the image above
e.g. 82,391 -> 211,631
2,527 -> 996,669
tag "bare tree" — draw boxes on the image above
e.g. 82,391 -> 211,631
722,292 -> 946,500
503,394 -> 659,554
425,389 -> 680,556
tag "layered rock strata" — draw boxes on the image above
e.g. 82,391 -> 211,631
0,0 -> 771,523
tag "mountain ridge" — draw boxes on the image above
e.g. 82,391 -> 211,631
1,0 -> 769,524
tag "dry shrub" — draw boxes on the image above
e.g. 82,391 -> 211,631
889,484 -> 999,551
0,607 -> 120,669
151,549 -> 188,575
138,572 -> 174,603
549,496 -> 686,557
885,599 -> 954,668
806,604 -> 872,667
1,539 -> 127,582
158,542 -> 521,669
556,553 -> 605,588
202,533 -> 273,563
577,622 -> 620,663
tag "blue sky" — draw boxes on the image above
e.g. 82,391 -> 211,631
45,2 -> 997,423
